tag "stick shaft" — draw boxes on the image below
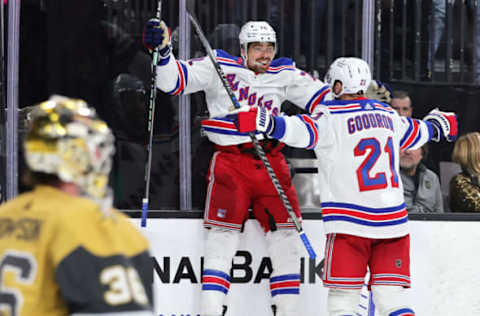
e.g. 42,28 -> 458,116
142,0 -> 163,227
187,12 -> 316,258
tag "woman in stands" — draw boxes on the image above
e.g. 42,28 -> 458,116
450,132 -> 480,212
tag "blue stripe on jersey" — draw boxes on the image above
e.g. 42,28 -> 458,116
270,116 -> 286,139
266,67 -> 295,74
202,284 -> 229,294
270,274 -> 300,282
270,57 -> 294,67
215,49 -> 239,60
322,215 -> 408,227
321,202 -> 406,213
157,55 -> 170,66
400,117 -> 414,146
203,269 -> 231,281
327,107 -> 394,115
298,114 -> 318,149
388,308 -> 415,316
202,126 -> 258,136
179,61 -> 188,85
409,128 -> 423,148
425,120 -> 435,140
323,99 -> 395,115
271,288 -> 300,296
305,86 -> 330,113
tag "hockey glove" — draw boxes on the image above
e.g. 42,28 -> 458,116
236,107 -> 275,135
423,108 -> 458,142
142,18 -> 171,57
365,80 -> 392,104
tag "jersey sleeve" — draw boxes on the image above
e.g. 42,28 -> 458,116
285,68 -> 332,114
50,210 -> 154,315
155,51 -> 217,96
272,110 -> 331,149
397,116 -> 435,151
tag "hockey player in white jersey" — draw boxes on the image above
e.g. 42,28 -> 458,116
142,19 -> 334,316
234,57 -> 458,316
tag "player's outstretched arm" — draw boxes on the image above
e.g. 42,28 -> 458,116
142,19 -> 213,95
233,106 -> 320,149
423,108 -> 458,142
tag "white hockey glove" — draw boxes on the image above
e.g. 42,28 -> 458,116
234,106 -> 275,135
142,18 -> 171,57
423,108 -> 458,142
365,80 -> 392,104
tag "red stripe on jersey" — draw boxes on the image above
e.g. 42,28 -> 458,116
172,61 -> 185,95
309,88 -> 331,113
269,280 -> 300,290
301,115 -> 318,148
328,103 -> 362,110
201,119 -> 236,130
322,208 -> 407,221
202,276 -> 231,289
400,119 -> 419,150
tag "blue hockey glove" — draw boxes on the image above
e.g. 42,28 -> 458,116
142,18 -> 171,57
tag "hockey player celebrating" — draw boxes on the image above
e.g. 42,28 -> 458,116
142,18 -> 336,316
0,96 -> 154,315
234,57 -> 457,316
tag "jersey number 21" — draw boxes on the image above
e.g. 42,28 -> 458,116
354,137 -> 399,192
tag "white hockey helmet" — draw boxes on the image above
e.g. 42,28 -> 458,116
324,57 -> 372,98
24,95 -> 115,205
239,21 -> 276,60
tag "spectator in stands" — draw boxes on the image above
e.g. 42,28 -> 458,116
391,90 -> 413,117
400,144 -> 444,213
449,132 -> 480,212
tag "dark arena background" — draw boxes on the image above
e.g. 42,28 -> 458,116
2,1 -> 480,315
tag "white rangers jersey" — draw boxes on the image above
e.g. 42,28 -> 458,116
275,98 -> 435,238
155,49 -> 332,145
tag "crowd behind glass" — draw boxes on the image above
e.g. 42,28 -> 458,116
8,0 -> 480,212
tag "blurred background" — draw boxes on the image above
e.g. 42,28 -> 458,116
1,0 -> 479,214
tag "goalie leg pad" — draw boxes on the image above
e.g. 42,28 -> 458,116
267,230 -> 301,315
327,288 -> 362,316
200,228 -> 241,316
371,285 -> 415,316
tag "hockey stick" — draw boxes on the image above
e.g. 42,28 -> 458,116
187,12 -> 316,259
141,0 -> 163,227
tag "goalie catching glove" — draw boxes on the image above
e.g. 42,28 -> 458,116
234,106 -> 278,136
142,18 -> 171,57
423,108 -> 458,142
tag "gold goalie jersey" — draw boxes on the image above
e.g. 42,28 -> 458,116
0,185 -> 154,316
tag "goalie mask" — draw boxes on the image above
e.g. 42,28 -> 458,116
239,21 -> 276,62
324,57 -> 372,98
24,95 -> 115,206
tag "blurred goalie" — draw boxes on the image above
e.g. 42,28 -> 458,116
0,96 -> 154,315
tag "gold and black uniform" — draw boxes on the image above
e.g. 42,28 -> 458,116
0,186 -> 153,316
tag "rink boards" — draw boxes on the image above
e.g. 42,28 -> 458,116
132,218 -> 480,316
